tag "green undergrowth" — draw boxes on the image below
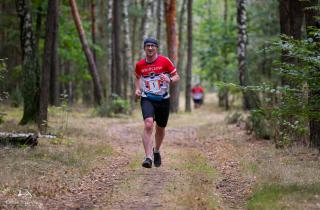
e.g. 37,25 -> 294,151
247,183 -> 320,210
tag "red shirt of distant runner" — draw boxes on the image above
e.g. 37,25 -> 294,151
191,86 -> 204,100
135,55 -> 177,98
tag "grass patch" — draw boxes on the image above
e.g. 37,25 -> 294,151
247,183 -> 320,210
179,153 -> 216,177
127,153 -> 143,170
166,149 -> 219,209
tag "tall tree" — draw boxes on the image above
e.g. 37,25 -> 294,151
91,0 -> 96,62
221,0 -> 229,110
237,0 -> 250,110
305,0 -> 320,148
276,0 -> 305,146
177,0 -> 186,92
164,0 -> 179,112
185,0 -> 192,112
69,0 -> 103,105
16,0 -> 40,124
131,0 -> 139,64
112,0 -> 122,96
48,2 -> 59,107
122,0 -> 133,100
279,0 -> 305,86
39,0 -> 59,132
156,0 -> 163,49
140,0 -> 153,58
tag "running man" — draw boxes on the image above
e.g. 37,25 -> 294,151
134,37 -> 180,168
191,83 -> 205,109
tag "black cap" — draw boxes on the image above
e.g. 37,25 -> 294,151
143,38 -> 159,47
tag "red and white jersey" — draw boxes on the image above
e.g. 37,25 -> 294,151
192,86 -> 204,100
135,55 -> 177,98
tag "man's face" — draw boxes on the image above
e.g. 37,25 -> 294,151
144,44 -> 158,57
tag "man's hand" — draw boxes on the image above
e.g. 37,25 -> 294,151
160,73 -> 170,83
135,89 -> 142,97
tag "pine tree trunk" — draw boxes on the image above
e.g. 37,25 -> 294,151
39,0 -> 59,132
185,0 -> 192,112
156,0 -> 163,52
16,0 -> 40,125
222,0 -> 229,110
112,0 -> 122,97
69,0 -> 103,105
164,0 -> 180,113
279,0 -> 304,86
177,0 -> 186,93
106,0 -> 113,99
237,0 -> 249,110
305,0 -> 320,149
139,0 -> 153,58
122,0 -> 133,101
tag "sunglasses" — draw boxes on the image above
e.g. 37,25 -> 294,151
145,44 -> 157,48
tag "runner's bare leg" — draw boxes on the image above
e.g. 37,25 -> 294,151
143,117 -> 154,159
155,124 -> 165,151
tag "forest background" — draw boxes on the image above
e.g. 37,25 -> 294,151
0,0 -> 320,151
0,0 -> 320,209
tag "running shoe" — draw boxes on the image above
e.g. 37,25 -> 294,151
142,157 -> 152,168
153,149 -> 161,167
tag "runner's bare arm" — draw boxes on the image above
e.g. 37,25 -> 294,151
135,77 -> 141,97
170,73 -> 180,84
160,73 -> 180,84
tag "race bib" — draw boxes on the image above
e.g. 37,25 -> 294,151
144,76 -> 163,94
141,74 -> 169,96
147,79 -> 161,92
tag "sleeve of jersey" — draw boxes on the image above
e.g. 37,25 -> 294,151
165,57 -> 177,76
134,63 -> 141,79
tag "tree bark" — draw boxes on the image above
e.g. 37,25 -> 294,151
140,0 -> 153,58
222,0 -> 229,110
164,0 -> 180,113
177,0 -> 186,93
305,0 -> 320,149
39,0 -> 59,132
279,0 -> 304,86
16,0 -> 40,125
237,0 -> 250,110
156,0 -> 163,52
112,0 -> 122,97
0,133 -> 38,147
185,0 -> 192,112
69,0 -> 103,105
122,0 -> 133,101
91,0 -> 96,62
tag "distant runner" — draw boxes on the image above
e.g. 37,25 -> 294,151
191,84 -> 205,109
134,37 -> 180,168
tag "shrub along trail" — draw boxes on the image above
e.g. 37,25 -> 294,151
1,94 -> 319,209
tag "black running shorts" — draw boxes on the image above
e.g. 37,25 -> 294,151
193,98 -> 203,104
140,97 -> 170,128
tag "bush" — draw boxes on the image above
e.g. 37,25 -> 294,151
96,94 -> 130,117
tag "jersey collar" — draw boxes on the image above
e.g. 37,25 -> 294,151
145,54 -> 159,64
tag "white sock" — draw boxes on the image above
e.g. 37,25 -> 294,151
146,156 -> 153,161
154,148 -> 160,153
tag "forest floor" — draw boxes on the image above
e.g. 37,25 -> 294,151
0,93 -> 320,209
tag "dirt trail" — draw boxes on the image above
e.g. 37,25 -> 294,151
40,96 -> 258,209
